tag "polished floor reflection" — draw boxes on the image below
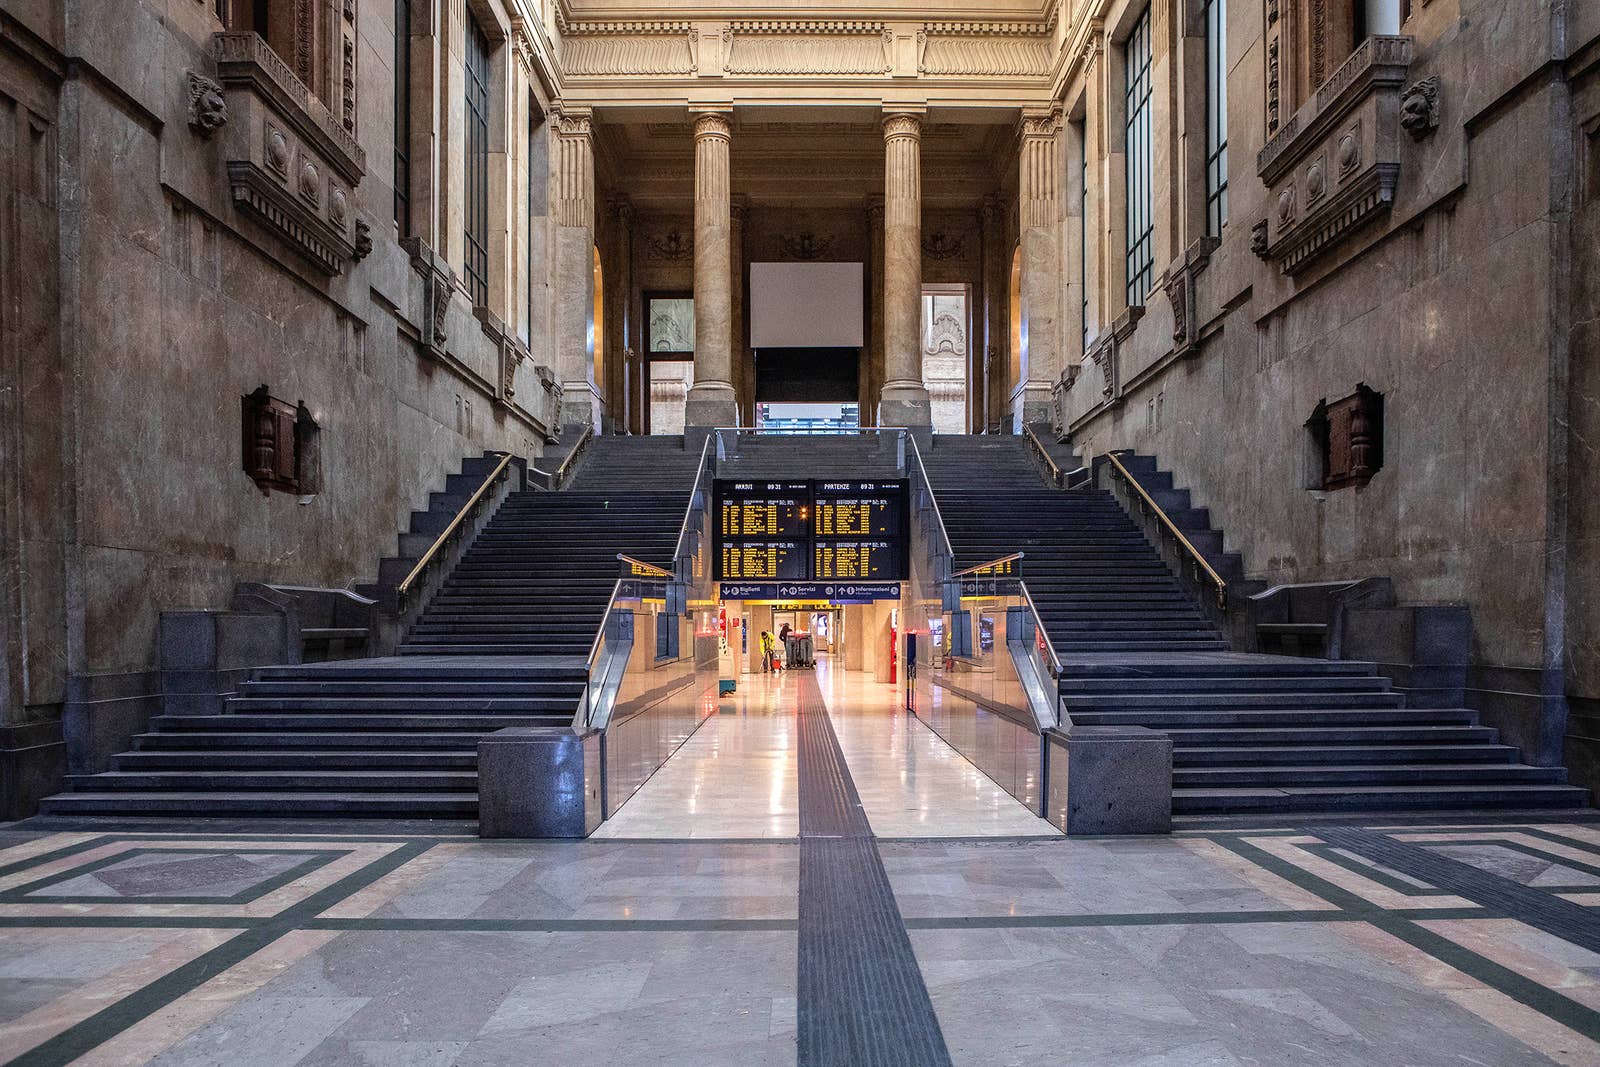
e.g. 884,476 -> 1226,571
592,657 -> 1056,840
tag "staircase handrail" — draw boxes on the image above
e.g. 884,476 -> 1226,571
552,424 -> 593,488
673,434 -> 716,570
616,553 -> 672,579
1020,581 -> 1063,678
1022,423 -> 1065,488
950,552 -> 1024,579
1103,450 -> 1228,610
902,432 -> 955,562
396,450 -> 515,612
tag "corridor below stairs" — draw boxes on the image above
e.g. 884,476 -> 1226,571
593,657 -> 1057,840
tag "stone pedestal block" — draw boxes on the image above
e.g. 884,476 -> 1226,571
1045,725 -> 1172,835
879,383 -> 933,431
478,727 -> 602,838
684,382 -> 739,430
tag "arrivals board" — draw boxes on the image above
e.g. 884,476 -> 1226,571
713,479 -> 908,582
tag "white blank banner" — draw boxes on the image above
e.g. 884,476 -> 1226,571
749,262 -> 864,349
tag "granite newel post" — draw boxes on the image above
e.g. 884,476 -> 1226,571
878,109 -> 932,431
684,109 -> 739,429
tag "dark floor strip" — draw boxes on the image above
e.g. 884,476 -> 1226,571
793,675 -> 952,1067
1318,826 -> 1600,958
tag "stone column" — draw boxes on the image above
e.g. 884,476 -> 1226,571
1013,107 -> 1063,430
684,109 -> 739,430
553,106 -> 599,430
878,110 -> 931,431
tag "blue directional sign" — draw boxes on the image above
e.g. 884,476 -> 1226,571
719,582 -> 901,603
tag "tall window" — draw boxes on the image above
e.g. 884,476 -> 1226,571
1204,0 -> 1229,236
1124,6 -> 1154,307
463,15 -> 491,306
393,0 -> 411,235
1079,122 -> 1089,353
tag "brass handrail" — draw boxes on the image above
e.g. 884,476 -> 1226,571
617,553 -> 672,579
1023,424 -> 1064,487
950,551 -> 1025,579
1103,450 -> 1228,610
552,424 -> 593,488
396,451 -> 514,607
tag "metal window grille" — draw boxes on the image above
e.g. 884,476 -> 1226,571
463,15 -> 491,306
1205,0 -> 1229,237
1124,7 -> 1154,307
393,0 -> 411,236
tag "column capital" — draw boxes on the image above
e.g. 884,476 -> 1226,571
553,103 -> 594,139
882,109 -> 923,143
865,195 -> 885,226
607,192 -> 635,227
690,109 -> 733,141
729,195 -> 749,226
1019,105 -> 1063,142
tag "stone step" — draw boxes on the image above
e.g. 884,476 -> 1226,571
66,770 -> 480,792
1173,764 -> 1569,787
1172,783 -> 1590,814
1173,743 -> 1519,766
38,791 -> 480,817
112,750 -> 480,770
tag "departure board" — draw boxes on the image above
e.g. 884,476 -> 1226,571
719,540 -> 808,581
714,479 -> 909,583
813,540 -> 902,581
813,481 -> 906,538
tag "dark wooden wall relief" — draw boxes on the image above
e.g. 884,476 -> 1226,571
1307,383 -> 1383,490
242,385 -> 320,495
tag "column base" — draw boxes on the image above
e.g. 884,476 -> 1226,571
1010,381 -> 1053,433
878,382 -> 932,431
684,382 -> 739,430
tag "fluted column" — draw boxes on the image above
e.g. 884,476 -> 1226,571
1014,106 -> 1063,430
730,196 -> 751,425
553,106 -> 599,430
685,109 -> 739,430
878,109 -> 931,431
863,197 -> 884,426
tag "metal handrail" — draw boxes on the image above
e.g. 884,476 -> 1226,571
396,451 -> 514,607
617,553 -> 671,579
950,552 -> 1024,579
672,434 -> 715,569
1103,450 -> 1228,610
1023,423 -> 1064,487
902,432 -> 955,562
1020,581 -> 1063,676
586,579 -> 627,671
552,424 -> 593,487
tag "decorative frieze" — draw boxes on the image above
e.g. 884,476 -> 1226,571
1256,36 -> 1414,275
561,22 -> 697,77
723,22 -> 892,76
211,32 -> 365,274
917,25 -> 1053,77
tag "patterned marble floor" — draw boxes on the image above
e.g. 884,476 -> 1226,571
5,820 -> 1600,1064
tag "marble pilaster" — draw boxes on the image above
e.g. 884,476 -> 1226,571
1013,106 -> 1063,430
553,106 -> 600,430
878,110 -> 931,431
684,109 -> 739,430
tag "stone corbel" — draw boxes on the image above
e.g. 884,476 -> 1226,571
1400,75 -> 1440,139
1085,306 -> 1144,408
1162,236 -> 1220,359
186,71 -> 228,137
475,309 -> 528,408
402,237 -> 453,360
